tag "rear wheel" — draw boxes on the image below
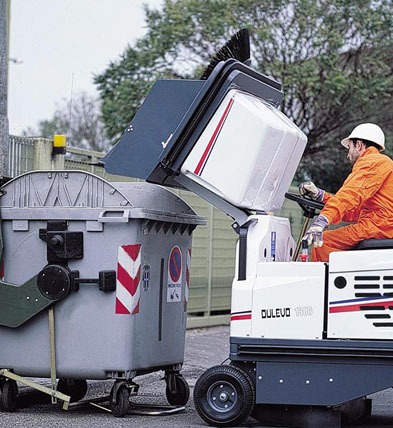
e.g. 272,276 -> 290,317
110,384 -> 130,417
57,379 -> 88,402
165,374 -> 190,406
194,365 -> 254,427
0,379 -> 18,412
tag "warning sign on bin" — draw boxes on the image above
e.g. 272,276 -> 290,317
167,246 -> 182,302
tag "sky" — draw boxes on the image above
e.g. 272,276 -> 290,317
8,0 -> 163,135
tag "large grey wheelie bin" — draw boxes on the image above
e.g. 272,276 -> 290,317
0,170 -> 205,415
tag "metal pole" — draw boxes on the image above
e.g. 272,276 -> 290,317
48,307 -> 58,404
292,217 -> 311,261
0,0 -> 10,179
206,204 -> 214,318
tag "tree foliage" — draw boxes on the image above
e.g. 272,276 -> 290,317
95,0 -> 393,191
24,92 -> 109,152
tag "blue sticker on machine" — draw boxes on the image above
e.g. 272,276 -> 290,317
271,231 -> 276,261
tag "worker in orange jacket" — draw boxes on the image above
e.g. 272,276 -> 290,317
300,123 -> 393,262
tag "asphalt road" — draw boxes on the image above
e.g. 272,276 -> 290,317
1,326 -> 393,428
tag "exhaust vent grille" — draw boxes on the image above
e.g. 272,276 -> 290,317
353,276 -> 393,327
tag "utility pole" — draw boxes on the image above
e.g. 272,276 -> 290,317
0,0 -> 9,179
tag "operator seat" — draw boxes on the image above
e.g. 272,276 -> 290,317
355,239 -> 393,250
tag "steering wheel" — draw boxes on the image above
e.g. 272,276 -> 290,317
285,192 -> 324,218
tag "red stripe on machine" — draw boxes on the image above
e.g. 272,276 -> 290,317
231,314 -> 252,321
329,299 -> 393,313
194,97 -> 234,175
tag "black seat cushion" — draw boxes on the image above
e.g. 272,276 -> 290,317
355,239 -> 393,250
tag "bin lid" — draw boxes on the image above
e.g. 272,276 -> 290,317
102,59 -> 307,224
0,171 -> 205,226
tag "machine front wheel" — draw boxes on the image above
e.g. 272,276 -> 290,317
0,379 -> 18,412
193,365 -> 255,427
57,379 -> 88,402
165,374 -> 190,406
110,384 -> 130,417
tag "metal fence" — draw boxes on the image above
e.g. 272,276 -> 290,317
8,135 -> 35,177
7,136 -> 304,328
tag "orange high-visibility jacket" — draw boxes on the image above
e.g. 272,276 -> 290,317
321,146 -> 393,238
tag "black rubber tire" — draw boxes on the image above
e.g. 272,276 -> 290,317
110,384 -> 130,417
165,374 -> 190,406
57,379 -> 88,402
193,365 -> 255,427
1,380 -> 18,412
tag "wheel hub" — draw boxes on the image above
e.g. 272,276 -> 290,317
207,381 -> 237,412
219,391 -> 228,402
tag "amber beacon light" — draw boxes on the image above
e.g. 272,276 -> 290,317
53,135 -> 67,156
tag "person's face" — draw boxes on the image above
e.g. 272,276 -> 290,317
347,140 -> 362,165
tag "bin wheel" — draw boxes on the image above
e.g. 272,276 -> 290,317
1,379 -> 18,412
110,384 -> 130,417
57,379 -> 88,402
193,365 -> 255,427
165,374 -> 190,406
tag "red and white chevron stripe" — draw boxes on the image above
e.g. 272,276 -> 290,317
184,248 -> 191,312
115,244 -> 141,315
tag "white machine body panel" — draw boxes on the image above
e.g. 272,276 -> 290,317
328,249 -> 393,340
251,262 -> 325,340
180,90 -> 307,212
230,215 -> 297,338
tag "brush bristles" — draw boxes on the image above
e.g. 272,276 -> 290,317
201,29 -> 250,80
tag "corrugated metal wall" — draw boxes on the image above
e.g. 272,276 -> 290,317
8,135 -> 35,177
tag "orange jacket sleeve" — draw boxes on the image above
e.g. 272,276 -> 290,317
322,191 -> 359,223
321,152 -> 391,225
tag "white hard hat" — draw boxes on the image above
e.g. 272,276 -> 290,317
341,123 -> 385,151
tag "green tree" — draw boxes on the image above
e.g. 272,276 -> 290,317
24,92 -> 109,152
95,0 -> 393,191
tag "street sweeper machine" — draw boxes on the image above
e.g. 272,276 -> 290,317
101,31 -> 393,428
1,29 -> 393,427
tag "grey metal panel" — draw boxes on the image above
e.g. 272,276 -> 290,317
256,361 -> 393,406
103,80 -> 205,179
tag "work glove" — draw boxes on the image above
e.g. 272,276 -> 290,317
299,181 -> 324,202
304,215 -> 329,248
